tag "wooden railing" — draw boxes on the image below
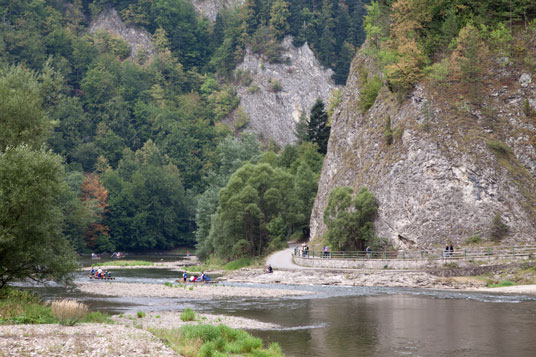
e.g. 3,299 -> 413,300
293,245 -> 536,261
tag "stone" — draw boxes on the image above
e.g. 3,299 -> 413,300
519,73 -> 532,88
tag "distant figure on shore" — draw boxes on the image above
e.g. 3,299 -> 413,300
445,243 -> 450,257
449,244 -> 454,257
182,272 -> 187,283
323,246 -> 330,258
366,246 -> 372,258
265,264 -> 273,273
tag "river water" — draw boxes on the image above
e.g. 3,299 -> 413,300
27,267 -> 536,357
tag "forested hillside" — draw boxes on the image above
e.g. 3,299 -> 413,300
0,0 -> 345,259
311,0 -> 536,249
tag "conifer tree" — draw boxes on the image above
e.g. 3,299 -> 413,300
307,98 -> 330,154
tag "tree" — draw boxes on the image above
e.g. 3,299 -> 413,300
80,173 -> 110,251
308,98 -> 331,154
269,0 -> 291,40
324,187 -> 378,251
0,65 -> 52,151
0,146 -> 78,289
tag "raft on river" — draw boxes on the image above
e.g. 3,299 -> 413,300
89,275 -> 115,280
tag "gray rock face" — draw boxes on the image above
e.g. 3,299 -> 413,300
234,37 -> 339,146
191,0 -> 244,21
310,45 -> 536,248
89,9 -> 154,60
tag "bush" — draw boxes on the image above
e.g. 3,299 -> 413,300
466,234 -> 482,245
269,79 -> 282,92
486,139 -> 511,156
180,308 -> 196,322
490,214 -> 508,241
50,299 -> 89,326
137,311 -> 145,318
360,75 -> 382,111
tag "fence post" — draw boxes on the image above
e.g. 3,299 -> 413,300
488,247 -> 491,261
464,249 -> 467,258
420,251 -> 423,259
403,252 -> 405,259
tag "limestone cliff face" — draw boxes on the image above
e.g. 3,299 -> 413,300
233,37 -> 339,146
310,44 -> 536,248
191,0 -> 244,21
89,9 -> 154,60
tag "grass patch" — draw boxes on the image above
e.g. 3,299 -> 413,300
150,324 -> 283,357
0,289 -> 56,324
224,257 -> 253,271
180,308 -> 196,322
51,299 -> 88,326
92,260 -> 154,267
487,280 -> 516,288
0,288 -> 112,325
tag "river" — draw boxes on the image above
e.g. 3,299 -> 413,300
24,263 -> 536,356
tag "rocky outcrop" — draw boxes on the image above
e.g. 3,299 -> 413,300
310,44 -> 536,248
233,37 -> 339,146
89,8 -> 154,60
191,0 -> 244,21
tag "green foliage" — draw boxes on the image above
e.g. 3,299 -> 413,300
180,308 -> 196,322
0,146 -> 78,289
137,311 -> 145,318
151,324 -> 283,357
269,78 -> 282,92
324,187 -> 378,251
308,98 -> 331,155
490,214 -> 509,242
0,65 -> 52,151
486,139 -> 512,156
465,234 -> 482,245
487,280 -> 516,288
0,289 -> 56,324
359,75 -> 382,112
224,257 -> 253,270
203,141 -> 322,261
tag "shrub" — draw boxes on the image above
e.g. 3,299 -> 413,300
180,308 -> 196,322
360,75 -> 382,111
490,214 -> 508,241
137,311 -> 145,318
50,299 -> 88,326
466,234 -> 482,245
486,139 -> 511,156
269,79 -> 282,92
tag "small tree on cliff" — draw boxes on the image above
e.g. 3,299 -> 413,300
323,186 -> 378,251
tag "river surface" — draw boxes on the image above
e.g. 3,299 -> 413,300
27,267 -> 536,357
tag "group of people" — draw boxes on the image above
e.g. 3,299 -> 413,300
90,267 -> 112,279
111,252 -> 123,258
444,243 -> 455,257
180,272 -> 209,283
265,264 -> 273,273
300,243 -> 310,257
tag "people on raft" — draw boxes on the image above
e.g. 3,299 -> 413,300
265,264 -> 273,273
89,267 -> 112,279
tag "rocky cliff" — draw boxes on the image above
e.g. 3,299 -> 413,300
191,0 -> 244,21
89,8 -> 154,60
232,37 -> 338,146
310,43 -> 536,248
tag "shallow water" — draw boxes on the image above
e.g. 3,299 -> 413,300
25,268 -> 536,356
